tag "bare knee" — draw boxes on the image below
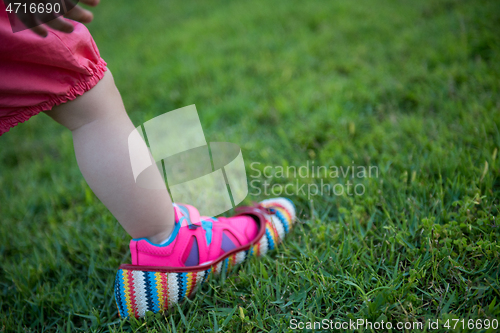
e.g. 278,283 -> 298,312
44,70 -> 126,131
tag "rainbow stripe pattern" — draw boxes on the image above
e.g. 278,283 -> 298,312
114,198 -> 295,318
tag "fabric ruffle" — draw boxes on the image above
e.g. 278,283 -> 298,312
0,59 -> 107,136
0,58 -> 108,135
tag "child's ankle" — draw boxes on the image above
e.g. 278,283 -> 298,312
147,226 -> 175,245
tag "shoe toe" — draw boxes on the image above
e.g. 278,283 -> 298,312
260,197 -> 296,221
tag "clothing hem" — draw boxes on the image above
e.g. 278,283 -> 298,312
0,58 -> 108,136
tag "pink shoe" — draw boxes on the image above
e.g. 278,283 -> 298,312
114,197 -> 296,318
129,203 -> 261,267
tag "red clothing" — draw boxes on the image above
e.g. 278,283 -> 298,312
0,1 -> 107,135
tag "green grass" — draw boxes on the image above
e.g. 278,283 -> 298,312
1,0 -> 500,331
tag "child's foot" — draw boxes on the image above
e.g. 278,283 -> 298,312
129,198 -> 295,268
129,203 -> 259,267
115,197 -> 296,318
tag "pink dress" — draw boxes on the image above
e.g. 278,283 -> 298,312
0,1 -> 107,136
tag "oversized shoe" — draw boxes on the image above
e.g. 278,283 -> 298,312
114,198 -> 296,318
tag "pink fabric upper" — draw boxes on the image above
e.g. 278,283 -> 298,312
130,204 -> 259,267
0,1 -> 107,135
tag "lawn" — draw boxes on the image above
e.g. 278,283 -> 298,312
1,0 -> 500,331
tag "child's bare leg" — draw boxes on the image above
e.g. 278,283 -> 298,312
44,70 -> 174,243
